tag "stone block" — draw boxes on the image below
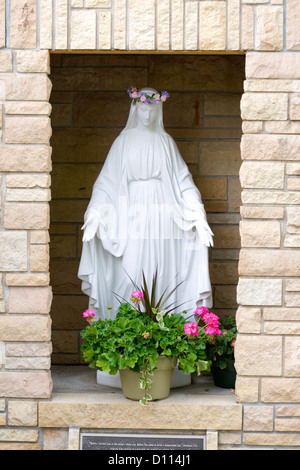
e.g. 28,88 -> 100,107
6,188 -> 51,202
43,429 -> 68,451
4,203 -> 49,230
55,0 -> 68,49
71,10 -> 96,50
30,245 -> 49,272
0,145 -> 52,172
9,287 -> 52,314
40,0 -> 53,49
0,51 -> 13,72
185,1 -> 198,50
6,342 -> 52,357
10,0 -> 37,49
287,207 -> 300,234
240,206 -> 284,219
236,306 -> 261,334
240,221 -> 281,248
0,315 -> 51,342
6,273 -> 50,287
240,161 -> 284,189
113,0 -> 127,49
5,101 -> 52,116
5,357 -> 51,370
285,338 -> 300,374
241,4 -> 254,50
241,134 -> 300,161
239,249 -> 300,277
0,232 -> 27,271
241,93 -> 288,120
5,117 -> 52,144
261,378 -> 300,403
290,93 -> 300,120
235,376 -> 259,403
199,1 -> 226,50
8,401 -> 37,426
244,406 -> 274,431
128,0 -> 155,50
16,50 -> 50,73
235,334 -> 282,376
0,372 -> 52,398
0,429 -> 38,442
227,0 -> 240,51
264,307 -> 300,321
157,0 -> 170,50
1,74 -> 51,101
237,278 -> 282,306
255,5 -> 283,51
86,0 -> 111,6
287,0 -> 300,50
0,0 -> 5,47
171,0 -> 184,50
99,12 -> 111,50
246,52 -> 300,79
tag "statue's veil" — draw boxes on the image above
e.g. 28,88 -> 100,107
121,87 -> 166,134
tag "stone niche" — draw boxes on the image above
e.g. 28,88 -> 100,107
49,53 -> 245,364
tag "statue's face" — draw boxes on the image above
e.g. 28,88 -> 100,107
137,103 -> 158,129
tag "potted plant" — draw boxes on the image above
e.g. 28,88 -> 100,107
201,314 -> 237,389
80,273 -> 222,406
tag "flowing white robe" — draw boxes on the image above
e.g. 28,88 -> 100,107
78,126 -> 213,320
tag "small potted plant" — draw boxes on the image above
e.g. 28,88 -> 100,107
80,272 -> 222,405
202,314 -> 237,389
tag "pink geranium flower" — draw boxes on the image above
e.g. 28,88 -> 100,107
184,322 -> 200,337
131,291 -> 143,299
194,306 -> 209,317
83,309 -> 95,323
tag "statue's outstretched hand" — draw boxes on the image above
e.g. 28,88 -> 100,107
195,220 -> 214,247
81,209 -> 100,242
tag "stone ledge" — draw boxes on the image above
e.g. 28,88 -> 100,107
38,368 -> 242,431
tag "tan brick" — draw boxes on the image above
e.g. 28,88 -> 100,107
240,161 -> 284,189
157,0 -> 170,50
228,0 -> 240,51
264,307 -> 300,321
6,273 -> 50,287
30,245 -> 49,272
10,0 -> 37,49
55,0 -> 68,49
0,315 -> 51,340
40,0 -> 52,49
1,73 -> 51,101
0,0 -> 5,47
16,50 -> 50,73
241,134 -> 300,161
71,9 -> 96,50
237,278 -> 282,306
99,12 -> 111,50
0,232 -> 27,272
6,342 -> 52,357
240,221 -> 281,248
4,203 -> 49,230
240,206 -> 284,219
5,117 -> 52,144
185,1 -> 198,50
255,5 -> 283,51
8,401 -> 37,426
246,52 -> 300,79
0,51 -> 13,72
199,1 -> 226,50
244,432 -> 300,447
5,101 -> 52,115
262,378 -> 300,403
241,93 -> 288,120
0,146 -> 52,172
242,189 -> 300,205
6,174 -> 51,188
6,188 -> 51,202
235,334 -> 282,376
9,287 -> 52,314
200,141 -> 241,176
86,0 -> 111,6
285,337 -> 300,376
287,0 -> 300,50
129,0 -> 155,50
239,249 -> 300,277
0,429 -> 38,442
235,376 -> 259,403
244,406 -> 274,431
43,429 -> 68,451
241,4 -> 254,51
113,0 -> 126,49
0,372 -> 52,398
171,0 -> 184,50
5,357 -> 51,370
236,306 -> 261,334
290,93 -> 300,120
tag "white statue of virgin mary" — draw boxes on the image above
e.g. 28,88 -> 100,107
78,87 -> 213,325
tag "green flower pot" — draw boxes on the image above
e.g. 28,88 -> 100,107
211,360 -> 236,389
120,356 -> 177,401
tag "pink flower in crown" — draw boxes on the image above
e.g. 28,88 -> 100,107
140,94 -> 146,102
161,95 -> 167,102
83,309 -> 95,323
184,322 -> 200,337
132,91 -> 138,98
153,94 -> 160,102
194,306 -> 209,317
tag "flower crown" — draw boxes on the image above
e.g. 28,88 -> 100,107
127,87 -> 170,105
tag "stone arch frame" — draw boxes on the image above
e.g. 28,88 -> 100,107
1,0 -> 300,449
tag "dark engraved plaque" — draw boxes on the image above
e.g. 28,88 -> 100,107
80,433 -> 205,451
